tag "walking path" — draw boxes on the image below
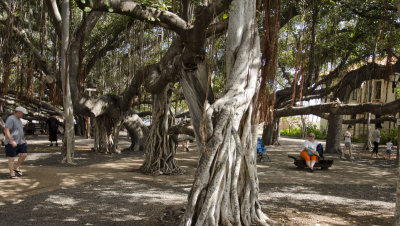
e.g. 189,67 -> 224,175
0,135 -> 397,225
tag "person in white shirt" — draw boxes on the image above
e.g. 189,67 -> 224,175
342,125 -> 354,160
300,133 -> 320,172
386,138 -> 393,160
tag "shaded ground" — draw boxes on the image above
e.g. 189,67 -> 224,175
0,134 -> 397,225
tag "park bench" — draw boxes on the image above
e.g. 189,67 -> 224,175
287,155 -> 333,170
287,144 -> 333,170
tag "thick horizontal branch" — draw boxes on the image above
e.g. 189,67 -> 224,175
343,116 -> 397,124
313,113 -> 397,124
168,123 -> 195,138
274,99 -> 400,117
75,0 -> 191,35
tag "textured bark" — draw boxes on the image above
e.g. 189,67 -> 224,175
180,0 -> 269,224
325,114 -> 343,154
140,85 -> 183,175
123,110 -> 149,152
92,101 -> 123,154
262,117 -> 279,145
60,0 -> 75,164
274,99 -> 400,117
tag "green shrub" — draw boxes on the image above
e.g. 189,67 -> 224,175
352,137 -> 367,143
280,127 -> 301,137
306,125 -> 327,140
380,127 -> 398,146
280,125 -> 327,140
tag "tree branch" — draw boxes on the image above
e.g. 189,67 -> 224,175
274,99 -> 400,117
75,0 -> 191,35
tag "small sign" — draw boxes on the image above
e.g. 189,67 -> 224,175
398,119 -> 400,126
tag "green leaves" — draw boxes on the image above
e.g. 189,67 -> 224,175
139,0 -> 171,11
84,7 -> 92,12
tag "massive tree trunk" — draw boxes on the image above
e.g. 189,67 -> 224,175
180,0 -> 270,224
326,114 -> 342,154
92,103 -> 123,154
123,110 -> 149,152
141,84 -> 182,175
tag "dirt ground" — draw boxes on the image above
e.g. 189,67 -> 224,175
0,134 -> 397,225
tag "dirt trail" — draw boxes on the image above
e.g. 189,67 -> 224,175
0,135 -> 396,225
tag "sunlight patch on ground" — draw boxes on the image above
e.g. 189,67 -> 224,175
262,192 -> 394,209
112,215 -> 145,221
63,218 -> 79,222
45,195 -> 81,206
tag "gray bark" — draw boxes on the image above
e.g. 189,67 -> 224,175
140,84 -> 183,175
180,0 -> 270,224
92,101 -> 123,154
325,114 -> 343,154
60,0 -> 75,164
123,110 -> 149,152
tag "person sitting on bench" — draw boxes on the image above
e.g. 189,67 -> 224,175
300,133 -> 320,172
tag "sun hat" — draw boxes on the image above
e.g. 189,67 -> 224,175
15,106 -> 28,114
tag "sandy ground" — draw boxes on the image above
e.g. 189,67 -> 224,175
0,134 -> 397,225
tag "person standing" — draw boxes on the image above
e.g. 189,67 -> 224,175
341,125 -> 354,160
371,124 -> 382,158
386,138 -> 393,160
4,106 -> 28,179
47,114 -> 61,146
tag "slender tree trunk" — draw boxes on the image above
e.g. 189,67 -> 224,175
2,3 -> 14,96
141,84 -> 182,175
181,0 -> 270,224
273,119 -> 280,145
363,113 -> 373,150
326,114 -> 342,154
262,117 -> 280,145
26,57 -> 34,100
2,50 -> 11,95
60,0 -> 75,164
300,115 -> 307,138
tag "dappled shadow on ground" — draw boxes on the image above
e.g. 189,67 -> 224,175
0,178 -> 191,225
0,135 -> 397,225
259,183 -> 394,225
0,134 -> 138,168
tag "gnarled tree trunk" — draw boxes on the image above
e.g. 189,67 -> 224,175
93,114 -> 123,154
180,0 -> 270,224
140,84 -> 182,175
123,110 -> 149,152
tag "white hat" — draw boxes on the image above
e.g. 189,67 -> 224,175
15,106 -> 28,114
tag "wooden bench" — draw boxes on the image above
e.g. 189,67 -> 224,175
288,155 -> 333,170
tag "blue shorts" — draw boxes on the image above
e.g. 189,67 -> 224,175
387,149 -> 392,154
5,143 -> 27,157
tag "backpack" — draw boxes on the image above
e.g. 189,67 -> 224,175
316,144 -> 324,158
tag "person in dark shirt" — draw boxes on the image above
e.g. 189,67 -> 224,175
46,114 -> 61,146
